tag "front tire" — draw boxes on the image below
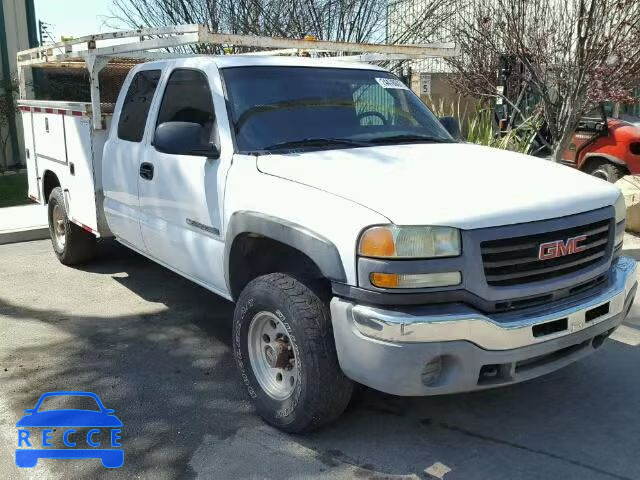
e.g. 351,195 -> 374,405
233,273 -> 353,433
48,187 -> 96,265
587,160 -> 626,183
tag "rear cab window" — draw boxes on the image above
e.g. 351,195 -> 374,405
117,69 -> 161,142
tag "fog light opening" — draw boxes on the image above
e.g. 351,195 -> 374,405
421,356 -> 443,386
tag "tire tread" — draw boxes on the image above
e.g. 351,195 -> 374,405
48,187 -> 96,265
234,272 -> 353,432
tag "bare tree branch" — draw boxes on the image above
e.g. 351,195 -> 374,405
448,0 -> 640,161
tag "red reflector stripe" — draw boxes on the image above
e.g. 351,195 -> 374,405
18,106 -> 85,116
71,218 -> 97,235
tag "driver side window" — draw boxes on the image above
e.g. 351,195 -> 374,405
156,69 -> 216,143
352,84 -> 395,126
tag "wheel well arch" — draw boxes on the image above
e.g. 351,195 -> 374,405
42,170 -> 61,203
224,212 -> 346,300
580,154 -> 629,174
227,234 -> 326,300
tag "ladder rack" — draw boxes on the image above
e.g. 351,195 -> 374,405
16,23 -> 458,129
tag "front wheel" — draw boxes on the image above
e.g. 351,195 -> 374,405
587,160 -> 627,183
48,187 -> 96,265
233,273 -> 353,433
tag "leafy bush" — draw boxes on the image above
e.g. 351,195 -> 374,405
425,96 -> 542,155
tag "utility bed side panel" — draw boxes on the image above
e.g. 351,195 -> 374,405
20,110 -> 39,200
63,114 -> 100,233
19,101 -> 110,236
91,117 -> 112,235
32,113 -> 68,165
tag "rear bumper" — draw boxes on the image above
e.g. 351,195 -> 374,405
329,256 -> 637,396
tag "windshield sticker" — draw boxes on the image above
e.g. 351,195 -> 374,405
375,78 -> 409,90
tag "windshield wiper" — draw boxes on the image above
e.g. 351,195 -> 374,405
368,134 -> 455,145
264,137 -> 373,151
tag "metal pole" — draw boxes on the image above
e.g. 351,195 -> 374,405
38,19 -> 44,47
85,54 -> 109,130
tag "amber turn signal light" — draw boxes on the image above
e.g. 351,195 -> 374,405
358,227 -> 395,257
370,272 -> 400,288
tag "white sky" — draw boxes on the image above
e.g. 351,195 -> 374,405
34,0 -> 126,40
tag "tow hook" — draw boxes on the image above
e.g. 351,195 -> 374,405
592,328 -> 615,349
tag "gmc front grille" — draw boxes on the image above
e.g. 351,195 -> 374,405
481,219 -> 611,287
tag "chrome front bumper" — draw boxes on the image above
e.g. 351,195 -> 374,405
329,256 -> 637,396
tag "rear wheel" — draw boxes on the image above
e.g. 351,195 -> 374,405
47,187 -> 96,265
233,273 -> 353,432
587,160 -> 627,183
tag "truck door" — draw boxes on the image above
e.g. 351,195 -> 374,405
102,68 -> 162,250
138,67 -> 229,293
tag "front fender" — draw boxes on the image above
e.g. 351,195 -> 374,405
224,211 -> 347,293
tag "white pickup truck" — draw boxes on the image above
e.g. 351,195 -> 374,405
19,53 -> 637,432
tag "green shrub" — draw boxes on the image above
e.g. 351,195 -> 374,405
0,172 -> 29,208
425,96 -> 542,155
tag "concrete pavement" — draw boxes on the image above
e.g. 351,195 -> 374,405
0,204 -> 48,245
1,239 -> 640,479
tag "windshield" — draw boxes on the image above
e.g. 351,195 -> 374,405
222,66 -> 454,153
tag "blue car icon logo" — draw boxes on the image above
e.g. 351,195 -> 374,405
16,391 -> 123,468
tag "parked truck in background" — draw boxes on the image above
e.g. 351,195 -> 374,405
17,26 -> 638,432
560,113 -> 640,183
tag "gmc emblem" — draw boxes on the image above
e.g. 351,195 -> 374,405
538,235 -> 587,260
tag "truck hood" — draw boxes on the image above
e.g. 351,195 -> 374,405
257,143 -> 620,229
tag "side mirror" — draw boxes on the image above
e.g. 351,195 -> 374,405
439,116 -> 461,140
154,121 -> 220,158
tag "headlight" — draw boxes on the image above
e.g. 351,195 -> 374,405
358,225 -> 461,259
615,193 -> 626,224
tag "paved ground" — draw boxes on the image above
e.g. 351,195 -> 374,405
2,239 -> 640,480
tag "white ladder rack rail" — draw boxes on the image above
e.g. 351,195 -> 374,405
16,23 -> 458,129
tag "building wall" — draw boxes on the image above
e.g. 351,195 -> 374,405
0,0 -> 36,169
387,0 -> 467,108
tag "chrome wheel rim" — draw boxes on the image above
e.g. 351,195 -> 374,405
247,311 -> 298,400
52,204 -> 66,250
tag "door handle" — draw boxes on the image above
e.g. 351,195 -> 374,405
139,162 -> 154,180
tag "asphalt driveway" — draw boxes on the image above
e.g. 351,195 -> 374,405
1,239 -> 640,479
